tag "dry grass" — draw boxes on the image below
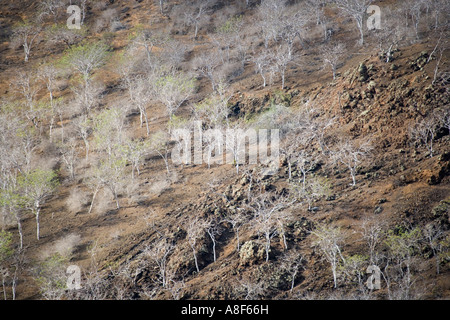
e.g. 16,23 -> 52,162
40,233 -> 82,260
65,187 -> 90,215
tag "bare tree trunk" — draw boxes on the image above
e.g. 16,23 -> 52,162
432,48 -> 444,86
2,277 -> 6,300
88,186 -> 99,214
35,207 -> 41,240
114,190 -> 120,209
144,112 -> 150,136
192,246 -> 199,273
290,269 -> 298,292
12,268 -> 17,300
84,139 -> 89,161
194,23 -> 199,39
59,113 -> 65,141
357,18 -> 364,45
14,212 -> 23,250
288,161 -> 292,180
23,44 -> 30,62
207,229 -> 217,262
350,167 -> 356,186
265,233 -> 271,262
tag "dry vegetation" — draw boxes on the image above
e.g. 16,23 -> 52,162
0,0 -> 449,301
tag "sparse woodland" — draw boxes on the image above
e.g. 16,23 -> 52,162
0,0 -> 449,300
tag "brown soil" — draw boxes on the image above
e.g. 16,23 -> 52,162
0,0 -> 449,300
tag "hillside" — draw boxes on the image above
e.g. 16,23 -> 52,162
0,0 -> 449,301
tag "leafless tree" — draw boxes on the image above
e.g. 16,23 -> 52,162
18,125 -> 38,174
372,8 -> 409,63
212,15 -> 245,65
84,106 -> 127,211
71,77 -> 102,115
186,215 -> 209,273
360,217 -> 386,265
295,149 -> 317,190
79,0 -> 88,25
62,41 -> 109,113
223,208 -> 248,252
128,27 -> 167,69
237,274 -> 266,299
150,129 -> 172,174
306,110 -> 337,153
38,63 -> 60,137
291,175 -> 330,211
305,0 -> 333,41
224,121 -> 257,175
120,138 -> 150,180
51,98 -> 68,141
280,251 -> 304,292
10,71 -> 38,117
409,114 -> 439,158
251,48 -> 276,88
200,128 -> 222,169
423,222 -> 446,275
278,8 -> 308,52
10,247 -> 26,300
144,238 -> 175,288
256,0 -> 286,48
247,192 -> 293,262
108,258 -> 142,300
428,0 -> 450,30
274,44 -> 295,89
45,24 -> 85,49
89,156 -> 127,211
73,114 -> 91,161
206,217 -> 222,263
399,0 -> 427,39
38,63 -> 58,107
127,75 -> 152,135
430,37 -> 448,86
17,169 -> 58,240
37,0 -> 67,22
441,108 -> 450,133
182,0 -> 210,39
252,103 -> 309,180
335,0 -> 374,45
161,39 -> 189,71
311,223 -> 346,288
331,139 -> 372,186
165,269 -> 185,300
10,21 -> 42,62
322,42 -> 346,80
58,137 -> 78,180
152,72 -> 196,120
92,106 -> 127,159
192,50 -> 223,91
68,242 -> 109,300
192,82 -> 232,152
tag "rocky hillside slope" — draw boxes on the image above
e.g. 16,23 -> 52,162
0,0 -> 449,300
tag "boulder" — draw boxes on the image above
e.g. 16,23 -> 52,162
239,240 -> 265,265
